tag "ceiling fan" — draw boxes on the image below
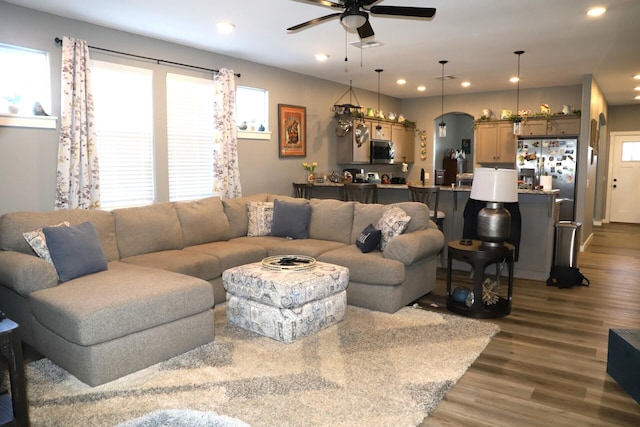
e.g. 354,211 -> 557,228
287,0 -> 436,39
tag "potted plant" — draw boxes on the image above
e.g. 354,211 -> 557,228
3,95 -> 21,114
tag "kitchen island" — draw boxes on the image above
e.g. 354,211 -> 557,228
295,182 -> 559,281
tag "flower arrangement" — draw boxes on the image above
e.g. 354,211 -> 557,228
450,149 -> 466,160
303,162 -> 317,174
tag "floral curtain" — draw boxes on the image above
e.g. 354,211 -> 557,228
212,68 -> 242,199
55,36 -> 100,210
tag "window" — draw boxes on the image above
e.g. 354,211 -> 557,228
621,141 -> 640,161
0,43 -> 55,128
91,60 -> 154,209
236,85 -> 269,139
167,73 -> 215,201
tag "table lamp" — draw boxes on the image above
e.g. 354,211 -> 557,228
470,168 -> 518,247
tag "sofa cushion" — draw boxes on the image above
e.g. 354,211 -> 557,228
355,224 -> 381,253
309,199 -> 354,244
185,240 -> 266,271
350,204 -> 386,245
175,197 -> 232,246
222,194 -> 269,238
317,245 -> 405,286
23,221 -> 70,265
29,262 -> 213,347
247,201 -> 274,237
112,202 -> 183,258
393,202 -> 432,233
43,222 -> 108,282
120,250 -> 221,282
0,210 -> 119,262
271,199 -> 312,239
377,206 -> 411,251
232,236 -> 346,259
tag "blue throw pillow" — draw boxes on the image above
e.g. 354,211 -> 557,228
270,199 -> 312,239
43,221 -> 108,282
356,224 -> 381,253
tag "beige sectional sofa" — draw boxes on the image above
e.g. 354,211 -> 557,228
0,193 -> 444,386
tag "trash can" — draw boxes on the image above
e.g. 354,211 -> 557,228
554,221 -> 582,268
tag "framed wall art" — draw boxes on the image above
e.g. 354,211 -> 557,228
278,104 -> 306,157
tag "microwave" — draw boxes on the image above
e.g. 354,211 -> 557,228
370,139 -> 395,164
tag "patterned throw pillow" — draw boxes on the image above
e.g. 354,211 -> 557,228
356,224 -> 382,253
376,206 -> 411,251
247,201 -> 274,237
23,221 -> 71,265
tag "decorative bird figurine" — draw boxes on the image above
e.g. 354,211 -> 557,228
33,102 -> 49,116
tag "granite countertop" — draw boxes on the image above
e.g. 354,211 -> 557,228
309,181 -> 559,195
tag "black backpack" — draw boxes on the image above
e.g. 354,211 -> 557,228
546,266 -> 590,288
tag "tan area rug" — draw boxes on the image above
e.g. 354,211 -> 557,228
25,305 -> 499,427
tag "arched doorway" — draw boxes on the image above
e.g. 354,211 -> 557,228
434,112 -> 474,184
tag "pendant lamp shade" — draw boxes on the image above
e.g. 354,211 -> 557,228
439,60 -> 448,137
513,50 -> 524,135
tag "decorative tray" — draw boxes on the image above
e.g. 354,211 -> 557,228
261,255 -> 316,271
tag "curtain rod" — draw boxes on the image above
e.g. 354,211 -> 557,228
54,37 -> 241,77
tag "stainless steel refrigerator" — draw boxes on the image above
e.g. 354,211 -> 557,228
516,138 -> 577,221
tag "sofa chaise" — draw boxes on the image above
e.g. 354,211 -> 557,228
0,193 -> 444,385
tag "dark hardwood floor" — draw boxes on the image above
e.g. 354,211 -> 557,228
417,222 -> 640,426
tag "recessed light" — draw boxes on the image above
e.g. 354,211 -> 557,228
634,86 -> 640,91
634,74 -> 640,80
587,7 -> 606,17
461,81 -> 471,88
217,22 -> 235,34
636,95 -> 640,100
417,85 -> 426,92
510,77 -> 519,83
315,53 -> 329,62
397,79 -> 406,85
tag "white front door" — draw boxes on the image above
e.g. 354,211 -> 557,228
608,132 -> 640,223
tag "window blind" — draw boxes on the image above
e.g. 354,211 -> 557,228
92,60 -> 154,209
166,73 -> 215,201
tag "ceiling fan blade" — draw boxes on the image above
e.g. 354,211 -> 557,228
357,20 -> 375,39
287,12 -> 342,32
361,0 -> 380,5
369,6 -> 436,18
292,0 -> 345,10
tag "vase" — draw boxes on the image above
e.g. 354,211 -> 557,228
307,173 -> 315,183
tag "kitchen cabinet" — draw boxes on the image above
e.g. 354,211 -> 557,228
520,120 -> 547,136
337,118 -> 414,164
548,117 -> 580,135
475,121 -> 516,164
519,116 -> 581,136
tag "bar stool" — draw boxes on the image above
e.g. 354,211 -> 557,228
292,182 -> 314,199
408,185 -> 445,230
343,182 -> 378,204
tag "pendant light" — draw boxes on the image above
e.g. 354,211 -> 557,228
513,50 -> 525,135
375,68 -> 383,136
438,60 -> 448,138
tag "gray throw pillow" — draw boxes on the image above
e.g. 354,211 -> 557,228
43,221 -> 108,282
270,199 -> 312,239
356,224 -> 381,253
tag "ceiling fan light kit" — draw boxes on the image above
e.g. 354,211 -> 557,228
341,10 -> 367,30
287,1 -> 436,40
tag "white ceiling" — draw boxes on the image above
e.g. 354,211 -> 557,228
7,0 -> 640,105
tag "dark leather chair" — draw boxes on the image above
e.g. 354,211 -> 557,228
292,182 -> 314,199
343,182 -> 378,204
408,185 -> 445,230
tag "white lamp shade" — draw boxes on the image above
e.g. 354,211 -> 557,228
470,168 -> 518,203
341,12 -> 367,29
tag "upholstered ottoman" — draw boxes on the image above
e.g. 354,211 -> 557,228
222,260 -> 348,343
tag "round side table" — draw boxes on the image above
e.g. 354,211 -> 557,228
446,240 -> 515,318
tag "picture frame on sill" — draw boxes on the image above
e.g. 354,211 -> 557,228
278,104 -> 306,157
